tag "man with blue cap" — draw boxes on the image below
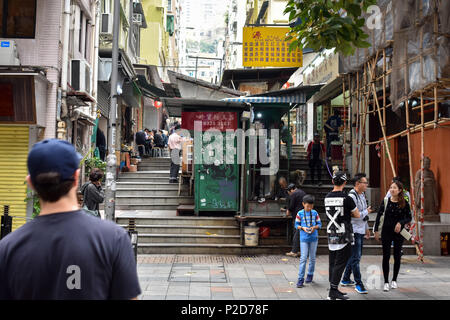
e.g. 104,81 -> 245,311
0,139 -> 141,300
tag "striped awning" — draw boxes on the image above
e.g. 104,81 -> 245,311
222,93 -> 306,104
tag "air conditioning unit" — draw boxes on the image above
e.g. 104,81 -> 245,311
133,13 -> 142,26
71,59 -> 91,94
0,40 -> 20,66
100,13 -> 113,38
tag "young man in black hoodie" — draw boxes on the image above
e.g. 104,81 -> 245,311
325,171 -> 360,300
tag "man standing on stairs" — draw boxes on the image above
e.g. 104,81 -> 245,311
324,109 -> 342,159
341,173 -> 372,294
285,183 -> 306,258
325,171 -> 360,300
306,133 -> 326,186
168,123 -> 182,183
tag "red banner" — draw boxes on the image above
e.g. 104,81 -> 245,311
181,112 -> 238,132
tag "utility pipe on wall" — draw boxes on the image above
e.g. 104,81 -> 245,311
59,0 -> 71,122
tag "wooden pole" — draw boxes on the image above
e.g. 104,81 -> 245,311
368,68 -> 397,177
356,71 -> 360,172
342,77 -> 347,171
419,92 -> 425,260
405,99 -> 422,259
382,48 -> 387,192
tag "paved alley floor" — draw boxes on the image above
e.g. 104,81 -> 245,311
137,254 -> 450,300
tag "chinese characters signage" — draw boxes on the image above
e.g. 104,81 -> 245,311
303,50 -> 340,85
181,112 -> 238,132
242,27 -> 303,68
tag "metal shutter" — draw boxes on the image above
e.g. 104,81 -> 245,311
0,126 -> 29,231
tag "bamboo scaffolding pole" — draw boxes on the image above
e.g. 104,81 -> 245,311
356,71 -> 360,172
342,76 -> 347,171
419,92 -> 425,261
405,100 -> 422,259
368,61 -> 397,177
382,48 -> 387,192
434,86 -> 439,128
362,118 -> 450,146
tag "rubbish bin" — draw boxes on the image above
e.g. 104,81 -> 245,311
244,222 -> 259,246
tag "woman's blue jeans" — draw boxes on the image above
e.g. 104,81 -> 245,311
298,241 -> 318,280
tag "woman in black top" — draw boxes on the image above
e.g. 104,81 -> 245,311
374,181 -> 412,292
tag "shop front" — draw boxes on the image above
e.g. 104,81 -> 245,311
304,50 -> 351,168
0,73 -> 49,230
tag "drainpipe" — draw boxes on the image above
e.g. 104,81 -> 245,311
91,0 -> 100,119
58,0 -> 71,139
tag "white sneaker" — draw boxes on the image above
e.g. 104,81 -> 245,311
391,281 -> 398,289
383,283 -> 390,292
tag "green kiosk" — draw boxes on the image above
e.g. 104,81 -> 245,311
162,98 -> 250,216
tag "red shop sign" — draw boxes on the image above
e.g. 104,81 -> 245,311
181,112 -> 238,132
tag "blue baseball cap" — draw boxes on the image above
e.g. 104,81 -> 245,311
28,139 -> 82,184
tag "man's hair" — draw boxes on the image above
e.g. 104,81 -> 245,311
392,176 -> 401,183
302,194 -> 315,204
280,121 -> 285,126
287,183 -> 296,191
144,128 -> 149,132
353,172 -> 367,184
33,172 -> 74,202
334,109 -> 340,116
278,176 -> 287,183
89,168 -> 104,182
332,176 -> 347,187
174,123 -> 181,130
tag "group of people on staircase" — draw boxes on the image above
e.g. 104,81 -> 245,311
281,168 -> 412,300
135,128 -> 169,158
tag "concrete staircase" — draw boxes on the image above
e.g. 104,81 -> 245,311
115,157 -> 193,211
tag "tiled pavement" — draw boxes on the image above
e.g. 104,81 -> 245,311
137,255 -> 450,300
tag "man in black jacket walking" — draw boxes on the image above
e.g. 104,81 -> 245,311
285,183 -> 306,257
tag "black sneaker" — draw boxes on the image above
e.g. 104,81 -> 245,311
327,289 -> 349,300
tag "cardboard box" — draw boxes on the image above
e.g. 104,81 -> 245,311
129,165 -> 137,172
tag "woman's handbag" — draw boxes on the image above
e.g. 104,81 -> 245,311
400,228 -> 412,240
374,197 -> 388,234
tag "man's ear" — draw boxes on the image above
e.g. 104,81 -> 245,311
73,169 -> 81,189
26,175 -> 35,192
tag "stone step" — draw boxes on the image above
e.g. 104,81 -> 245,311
119,224 -> 240,235
136,243 -> 290,255
116,216 -> 238,227
116,182 -> 185,189
137,233 -> 241,244
136,243 -> 416,255
117,177 -> 173,183
115,182 -> 183,189
138,163 -> 170,171
116,189 -> 186,197
115,204 -> 180,210
139,156 -> 171,161
115,195 -> 194,205
120,171 -> 171,177
138,167 -> 171,172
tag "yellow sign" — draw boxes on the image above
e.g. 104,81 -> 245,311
242,27 -> 303,68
